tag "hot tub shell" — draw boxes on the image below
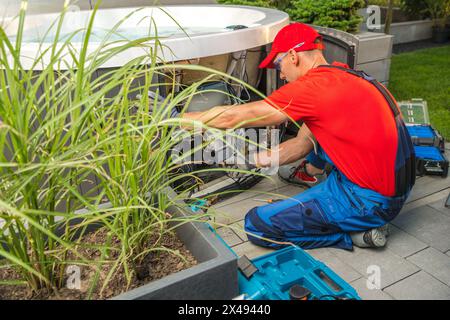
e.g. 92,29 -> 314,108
2,5 -> 289,71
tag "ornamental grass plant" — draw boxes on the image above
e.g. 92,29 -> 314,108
0,1 -> 272,299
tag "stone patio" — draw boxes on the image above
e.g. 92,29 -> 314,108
210,144 -> 450,300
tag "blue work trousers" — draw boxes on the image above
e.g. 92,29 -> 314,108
244,147 -> 409,250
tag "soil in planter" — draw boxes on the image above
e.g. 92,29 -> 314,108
0,228 -> 197,300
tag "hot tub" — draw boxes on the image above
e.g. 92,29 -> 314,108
3,5 -> 289,70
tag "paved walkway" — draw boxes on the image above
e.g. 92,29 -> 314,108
210,144 -> 450,300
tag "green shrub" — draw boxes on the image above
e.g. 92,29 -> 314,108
400,0 -> 430,19
217,0 -> 291,10
219,0 -> 365,33
217,0 -> 275,8
422,0 -> 450,29
367,0 -> 402,7
286,0 -> 365,33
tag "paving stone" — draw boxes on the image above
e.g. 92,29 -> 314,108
306,248 -> 362,283
407,247 -> 450,286
214,175 -> 289,208
250,174 -> 289,191
216,181 -> 303,210
231,241 -> 274,259
215,226 -> 243,247
329,247 -> 420,288
306,247 -> 330,260
229,220 -> 247,241
428,191 -> 450,217
400,188 -> 450,214
350,277 -> 394,300
406,174 -> 450,203
392,205 -> 450,252
209,200 -> 259,225
210,184 -> 305,225
385,224 -> 428,258
275,184 -> 307,196
384,271 -> 450,300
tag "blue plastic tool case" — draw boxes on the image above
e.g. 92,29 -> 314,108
414,145 -> 449,177
237,246 -> 361,300
406,124 -> 445,151
209,226 -> 360,300
404,124 -> 448,177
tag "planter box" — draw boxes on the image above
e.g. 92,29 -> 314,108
354,31 -> 393,64
355,31 -> 393,85
357,59 -> 391,84
113,202 -> 238,300
1,188 -> 238,300
86,189 -> 239,300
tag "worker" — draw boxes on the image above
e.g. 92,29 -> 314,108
177,23 -> 416,250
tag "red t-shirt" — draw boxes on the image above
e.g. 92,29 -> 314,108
266,62 -> 398,197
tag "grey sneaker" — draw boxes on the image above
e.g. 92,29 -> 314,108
350,228 -> 387,248
278,160 -> 326,188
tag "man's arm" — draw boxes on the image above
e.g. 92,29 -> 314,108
182,100 -> 289,129
255,124 -> 315,167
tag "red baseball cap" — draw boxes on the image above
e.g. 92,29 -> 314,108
259,23 -> 324,69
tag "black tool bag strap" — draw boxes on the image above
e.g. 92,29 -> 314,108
318,64 -> 400,117
318,64 -> 415,197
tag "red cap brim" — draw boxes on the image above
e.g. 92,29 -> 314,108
258,49 -> 278,69
258,36 -> 325,69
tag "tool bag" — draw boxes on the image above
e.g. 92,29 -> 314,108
318,65 -> 416,197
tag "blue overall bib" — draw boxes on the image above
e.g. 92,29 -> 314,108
244,66 -> 416,250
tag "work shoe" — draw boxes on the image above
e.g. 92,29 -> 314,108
350,227 -> 388,248
378,224 -> 390,238
278,160 -> 326,188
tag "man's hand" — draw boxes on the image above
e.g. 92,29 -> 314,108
234,148 -> 258,171
254,149 -> 281,176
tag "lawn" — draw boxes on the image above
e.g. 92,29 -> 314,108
388,45 -> 450,139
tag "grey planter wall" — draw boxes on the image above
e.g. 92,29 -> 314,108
358,7 -> 434,44
377,20 -> 434,44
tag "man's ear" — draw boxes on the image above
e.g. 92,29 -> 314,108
290,50 -> 300,66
